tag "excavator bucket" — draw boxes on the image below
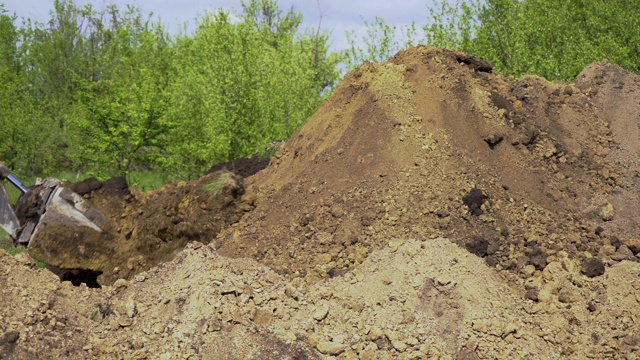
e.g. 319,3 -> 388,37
0,163 -> 114,250
14,178 -> 114,246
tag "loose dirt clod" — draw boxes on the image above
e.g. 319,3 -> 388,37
2,46 -> 640,359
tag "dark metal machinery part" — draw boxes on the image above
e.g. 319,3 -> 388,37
0,162 -> 24,240
16,183 -> 55,245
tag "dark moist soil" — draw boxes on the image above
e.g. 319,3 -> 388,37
27,171 -> 254,286
207,154 -> 271,178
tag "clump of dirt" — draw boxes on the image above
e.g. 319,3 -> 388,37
207,155 -> 271,178
26,171 -> 253,285
207,141 -> 285,178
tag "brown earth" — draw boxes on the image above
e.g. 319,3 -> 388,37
24,171 -> 253,286
217,47 -> 640,284
2,46 -> 640,359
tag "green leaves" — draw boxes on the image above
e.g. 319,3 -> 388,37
163,2 -> 338,179
64,4 -> 173,179
0,0 -> 338,181
343,0 -> 639,82
425,0 -> 640,81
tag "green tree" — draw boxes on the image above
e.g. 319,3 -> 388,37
344,16 -> 419,69
344,0 -> 640,81
164,1 -> 339,179
69,4 -> 173,179
0,5 -> 59,176
425,0 -> 640,80
1,0 -> 339,182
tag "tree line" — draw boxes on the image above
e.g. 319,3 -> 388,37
345,0 -> 640,81
1,0 -> 638,182
0,0 -> 339,180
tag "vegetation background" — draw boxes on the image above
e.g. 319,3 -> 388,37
0,0 -> 638,185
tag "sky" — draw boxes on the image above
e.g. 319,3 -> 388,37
2,0 -> 436,53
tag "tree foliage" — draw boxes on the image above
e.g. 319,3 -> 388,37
344,0 -> 640,81
164,0 -> 339,179
4,0 -> 638,182
0,0 -> 339,180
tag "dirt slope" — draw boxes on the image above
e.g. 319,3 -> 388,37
217,47 -> 639,285
2,46 -> 640,359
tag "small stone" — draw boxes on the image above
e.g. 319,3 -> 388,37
472,320 -> 488,333
392,340 -> 407,352
252,310 -> 273,325
523,265 -> 536,276
405,337 -> 419,346
360,350 -> 377,359
317,340 -> 345,355
312,305 -> 329,321
158,353 -> 172,360
558,286 -> 580,304
601,202 -> 614,221
119,318 -> 133,327
113,279 -> 128,289
581,257 -> 605,277
330,205 -> 344,218
564,85 -> 574,96
599,245 -> 616,257
153,323 -> 165,334
458,347 -> 481,360
525,288 -> 539,301
284,284 -> 299,299
624,335 -> 640,346
611,245 -> 634,261
126,298 -> 137,318
0,331 -> 19,344
626,239 -> 640,255
368,326 -> 384,340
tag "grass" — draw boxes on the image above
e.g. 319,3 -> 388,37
0,229 -> 19,255
202,173 -> 230,196
0,229 -> 47,268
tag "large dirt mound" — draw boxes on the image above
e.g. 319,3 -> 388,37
2,46 -> 640,359
217,46 -> 640,285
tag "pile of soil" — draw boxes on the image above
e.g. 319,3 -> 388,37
216,47 -> 640,285
3,237 -> 640,359
1,46 -> 640,359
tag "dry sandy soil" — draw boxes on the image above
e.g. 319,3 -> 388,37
1,46 -> 640,359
